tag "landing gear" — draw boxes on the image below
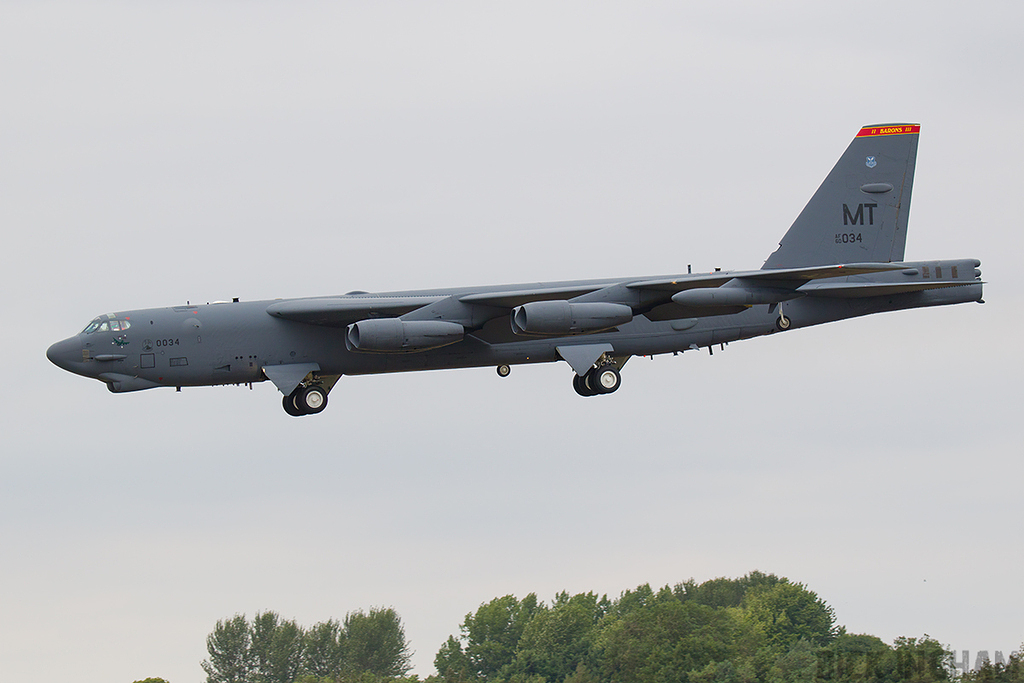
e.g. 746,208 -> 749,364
573,373 -> 597,397
573,364 -> 621,397
592,365 -> 621,393
776,312 -> 791,330
496,364 -> 511,377
296,385 -> 328,414
284,384 -> 329,416
283,394 -> 304,416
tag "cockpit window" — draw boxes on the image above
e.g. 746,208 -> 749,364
82,318 -> 130,334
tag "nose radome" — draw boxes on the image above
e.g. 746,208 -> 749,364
46,337 -> 80,371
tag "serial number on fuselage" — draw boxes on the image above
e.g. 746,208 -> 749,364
155,339 -> 180,347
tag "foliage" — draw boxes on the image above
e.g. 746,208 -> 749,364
200,573 -> 962,683
344,608 -> 413,678
204,615 -> 253,683
742,581 -> 838,649
133,679 -> 171,683
202,609 -> 411,683
961,645 -> 1024,683
433,572 -> 954,683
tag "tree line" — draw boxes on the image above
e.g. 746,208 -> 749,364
433,571 -> 946,683
201,607 -> 412,683
191,572 -> 1024,683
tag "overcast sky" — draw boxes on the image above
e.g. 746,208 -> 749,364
2,2 -> 1022,682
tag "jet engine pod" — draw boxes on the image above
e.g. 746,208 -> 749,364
511,301 -> 633,336
347,319 -> 465,353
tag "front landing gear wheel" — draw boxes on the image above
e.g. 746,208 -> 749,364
497,364 -> 511,377
591,365 -> 621,394
296,385 -> 328,414
573,374 -> 597,397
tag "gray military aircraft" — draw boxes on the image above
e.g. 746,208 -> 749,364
47,123 -> 984,416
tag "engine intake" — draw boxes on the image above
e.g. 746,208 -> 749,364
511,301 -> 633,336
347,319 -> 464,353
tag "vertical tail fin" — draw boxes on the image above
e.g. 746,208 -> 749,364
762,123 -> 920,269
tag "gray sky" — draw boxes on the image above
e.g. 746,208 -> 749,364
2,2 -> 1022,681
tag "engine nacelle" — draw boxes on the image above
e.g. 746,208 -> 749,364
346,319 -> 464,353
511,301 -> 633,336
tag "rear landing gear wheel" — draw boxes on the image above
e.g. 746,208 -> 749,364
283,393 -> 304,417
296,385 -> 328,414
283,385 -> 328,416
591,365 -> 621,394
573,373 -> 597,397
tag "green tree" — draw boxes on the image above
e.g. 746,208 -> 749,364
202,614 -> 252,683
511,592 -> 605,681
133,679 -> 171,683
742,581 -> 838,650
816,632 -> 895,681
434,635 -> 471,682
458,594 -> 539,679
249,611 -> 304,683
766,638 -> 818,683
344,607 -> 412,677
598,599 -> 756,683
680,571 -> 783,609
893,636 -> 953,682
303,619 -> 343,679
963,646 -> 1024,682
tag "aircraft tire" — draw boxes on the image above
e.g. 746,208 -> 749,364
497,364 -> 511,377
591,365 -> 621,394
776,315 -> 791,331
573,374 -> 597,397
283,394 -> 305,417
296,385 -> 328,415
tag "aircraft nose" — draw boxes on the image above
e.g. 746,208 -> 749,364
46,336 -> 82,372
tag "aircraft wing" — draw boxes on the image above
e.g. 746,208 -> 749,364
625,263 -> 910,320
797,280 -> 979,298
266,263 -> 913,329
265,283 -> 610,329
266,295 -> 444,326
458,284 -> 609,308
626,263 -> 907,292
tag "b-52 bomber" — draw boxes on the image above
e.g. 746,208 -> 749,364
48,123 -> 984,416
